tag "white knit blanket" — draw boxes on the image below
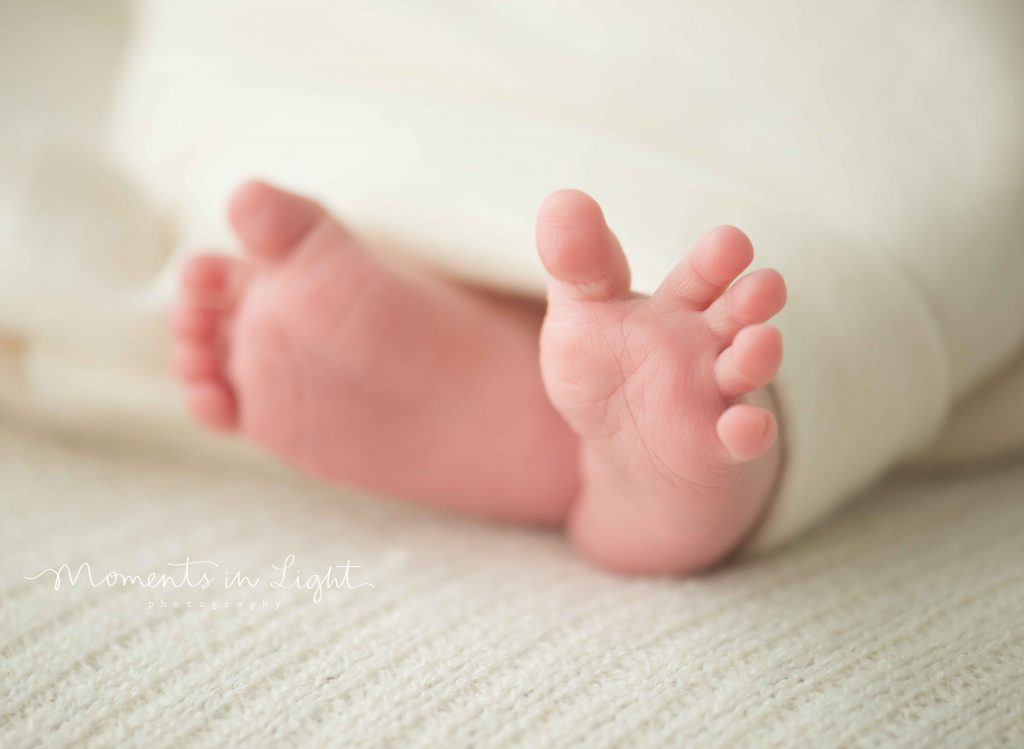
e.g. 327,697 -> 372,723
2,424 -> 1022,747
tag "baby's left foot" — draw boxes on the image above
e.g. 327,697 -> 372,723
537,190 -> 787,573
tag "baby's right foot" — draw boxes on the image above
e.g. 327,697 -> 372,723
537,190 -> 787,573
171,181 -> 580,522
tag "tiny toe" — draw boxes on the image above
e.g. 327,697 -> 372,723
228,180 -> 332,263
653,225 -> 754,310
705,268 -> 787,340
179,254 -> 245,310
169,304 -> 222,343
714,324 -> 783,399
716,403 -> 777,462
185,380 -> 237,431
536,189 -> 632,302
172,342 -> 222,383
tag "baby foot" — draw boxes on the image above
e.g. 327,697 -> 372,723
537,190 -> 787,574
171,181 -> 580,520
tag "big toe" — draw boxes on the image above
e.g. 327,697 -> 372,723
536,189 -> 632,303
228,180 -> 334,263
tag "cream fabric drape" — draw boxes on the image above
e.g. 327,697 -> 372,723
1,0 -> 1022,550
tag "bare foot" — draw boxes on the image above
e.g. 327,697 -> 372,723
171,181 -> 786,576
537,190 -> 786,573
170,181 -> 579,522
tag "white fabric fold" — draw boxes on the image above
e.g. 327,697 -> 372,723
1,0 -> 1021,553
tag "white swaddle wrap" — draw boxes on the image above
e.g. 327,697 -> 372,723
2,0 -> 1022,550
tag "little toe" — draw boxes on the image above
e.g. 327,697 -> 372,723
705,268 -> 787,340
716,403 -> 777,462
653,225 -> 753,310
185,380 -> 237,431
228,180 -> 334,263
536,189 -> 632,303
714,324 -> 783,399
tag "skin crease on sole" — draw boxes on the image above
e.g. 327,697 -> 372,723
172,181 -> 786,576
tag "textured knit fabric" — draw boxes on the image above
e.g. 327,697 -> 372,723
2,424 -> 1023,748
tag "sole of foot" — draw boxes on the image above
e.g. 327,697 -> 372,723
537,189 -> 786,574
